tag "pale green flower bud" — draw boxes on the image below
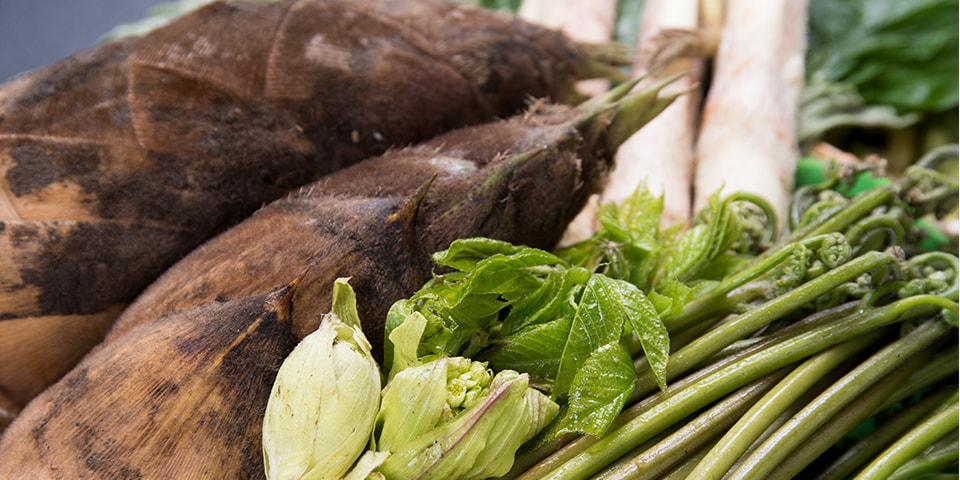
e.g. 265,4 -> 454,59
447,378 -> 467,409
262,279 -> 381,480
378,369 -> 559,480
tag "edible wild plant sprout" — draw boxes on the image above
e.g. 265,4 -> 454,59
381,145 -> 957,479
263,279 -> 559,480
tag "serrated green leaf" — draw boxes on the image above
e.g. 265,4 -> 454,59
432,238 -> 528,271
597,186 -> 663,245
557,185 -> 667,290
554,275 -> 629,395
556,342 -> 637,436
502,267 -> 589,334
605,278 -> 670,392
487,316 -> 573,381
657,193 -> 741,286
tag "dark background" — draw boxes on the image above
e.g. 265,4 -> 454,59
0,0 -> 159,81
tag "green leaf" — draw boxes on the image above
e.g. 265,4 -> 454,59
554,275 -> 629,395
502,267 -> 589,335
597,186 -> 663,245
609,280 -> 670,392
487,316 -> 573,381
383,299 -> 416,372
807,0 -> 958,114
556,342 -> 637,436
656,193 -> 739,286
432,238 -> 528,271
331,278 -> 361,329
446,253 -> 550,303
392,240 -> 575,362
557,185 -> 667,289
648,280 -> 693,319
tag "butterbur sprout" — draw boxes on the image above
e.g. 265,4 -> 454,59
262,279 -> 382,480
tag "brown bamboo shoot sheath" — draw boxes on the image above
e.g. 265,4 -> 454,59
106,100 -> 628,358
0,88 -> 673,477
0,0 -> 598,406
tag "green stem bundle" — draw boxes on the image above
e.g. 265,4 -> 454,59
595,373 -> 785,480
537,296 -> 957,479
817,385 -> 957,480
855,394 -> 959,479
688,333 -> 882,480
728,320 -> 951,479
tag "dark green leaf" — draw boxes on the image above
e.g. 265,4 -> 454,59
486,316 -> 573,381
555,342 -> 637,436
605,278 -> 670,392
554,275 -> 629,395
807,0 -> 958,113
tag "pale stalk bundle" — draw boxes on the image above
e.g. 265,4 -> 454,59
519,0 -> 619,97
603,0 -> 703,227
562,0 -> 704,245
694,0 -> 808,230
0,0 -> 618,408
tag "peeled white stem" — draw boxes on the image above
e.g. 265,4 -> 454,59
694,0 -> 807,231
561,0 -> 702,245
604,0 -> 701,227
519,0 -> 617,97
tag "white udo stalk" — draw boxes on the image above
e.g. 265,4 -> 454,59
694,0 -> 808,231
561,0 -> 702,245
519,0 -> 617,97
603,0 -> 702,227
